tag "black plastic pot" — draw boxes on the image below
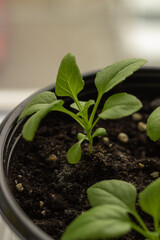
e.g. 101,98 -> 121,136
0,68 -> 160,240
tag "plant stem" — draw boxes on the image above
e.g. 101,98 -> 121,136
58,107 -> 85,128
73,95 -> 83,111
146,232 -> 160,240
153,217 -> 159,232
133,211 -> 149,232
132,223 -> 159,240
87,131 -> 93,153
89,94 -> 102,126
91,117 -> 100,132
131,222 -> 149,239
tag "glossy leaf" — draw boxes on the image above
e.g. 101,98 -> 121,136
87,180 -> 137,213
147,107 -> 160,141
61,204 -> 131,240
55,53 -> 84,99
139,177 -> 160,220
99,93 -> 142,120
92,128 -> 107,138
95,59 -> 147,96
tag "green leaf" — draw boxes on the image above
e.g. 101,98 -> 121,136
77,133 -> 87,141
99,93 -> 142,120
70,101 -> 86,111
77,100 -> 95,122
67,139 -> 84,164
55,53 -> 84,99
87,180 -> 137,213
92,128 -> 107,138
147,107 -> 160,141
71,100 -> 95,112
61,204 -> 131,240
95,59 -> 147,96
71,100 -> 95,124
139,178 -> 160,220
22,100 -> 64,141
18,91 -> 57,121
82,100 -> 95,111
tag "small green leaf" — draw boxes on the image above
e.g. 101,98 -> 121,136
71,100 -> 95,112
87,180 -> 137,213
22,100 -> 64,141
70,101 -> 86,111
18,91 -> 57,121
82,100 -> 95,111
77,100 -> 95,121
99,93 -> 142,120
77,133 -> 87,141
61,204 -> 131,240
67,139 -> 84,164
139,178 -> 160,220
55,53 -> 84,99
147,107 -> 160,141
92,128 -> 107,138
95,59 -> 147,96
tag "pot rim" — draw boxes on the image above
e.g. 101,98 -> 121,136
0,84 -> 55,240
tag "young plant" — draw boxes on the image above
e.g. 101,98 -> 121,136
62,178 -> 160,240
147,107 -> 160,141
18,53 -> 146,164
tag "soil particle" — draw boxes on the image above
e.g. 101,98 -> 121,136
118,132 -> 129,143
132,113 -> 143,121
138,121 -> 147,132
150,171 -> 159,178
9,99 -> 160,240
15,183 -> 24,192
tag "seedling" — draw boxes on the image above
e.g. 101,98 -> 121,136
19,53 -> 146,163
62,178 -> 160,240
147,107 -> 160,141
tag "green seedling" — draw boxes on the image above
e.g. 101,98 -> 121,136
62,178 -> 160,240
147,107 -> 160,141
18,53 -> 146,163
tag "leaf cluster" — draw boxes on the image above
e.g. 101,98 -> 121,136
62,178 -> 160,240
19,53 -> 146,163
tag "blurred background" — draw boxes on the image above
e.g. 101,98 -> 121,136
1,0 -> 160,239
1,0 -> 160,113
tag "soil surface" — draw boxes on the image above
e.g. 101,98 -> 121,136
9,98 -> 160,240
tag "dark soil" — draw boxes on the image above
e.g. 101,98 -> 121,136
9,98 -> 160,240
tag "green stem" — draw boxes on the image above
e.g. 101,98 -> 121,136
87,131 -> 93,153
58,107 -> 85,128
73,95 -> 83,111
153,217 -> 159,232
72,95 -> 91,133
87,116 -> 101,153
89,94 -> 102,126
146,232 -> 160,240
132,211 -> 149,232
131,223 -> 159,240
131,222 -> 149,239
91,117 -> 100,132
